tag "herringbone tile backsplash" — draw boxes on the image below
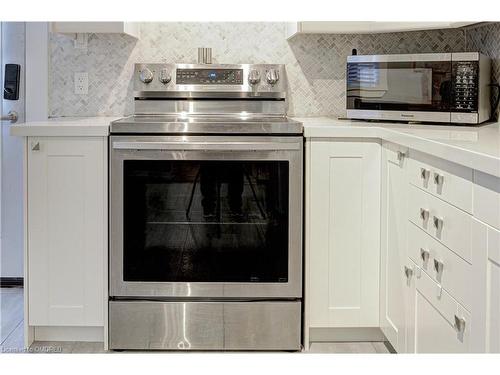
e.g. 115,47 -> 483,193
466,22 -> 500,120
48,22 -> 499,118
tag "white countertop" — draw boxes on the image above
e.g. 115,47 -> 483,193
295,117 -> 500,178
10,116 -> 500,178
9,116 -> 120,137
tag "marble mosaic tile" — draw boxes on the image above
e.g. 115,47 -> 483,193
49,22 -> 470,118
466,22 -> 500,120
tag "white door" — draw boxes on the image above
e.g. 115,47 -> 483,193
0,22 -> 25,281
379,143 -> 408,352
308,140 -> 381,327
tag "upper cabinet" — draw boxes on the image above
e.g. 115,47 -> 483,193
286,22 -> 477,39
50,22 -> 140,38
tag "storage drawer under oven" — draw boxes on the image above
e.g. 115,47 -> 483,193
109,300 -> 302,350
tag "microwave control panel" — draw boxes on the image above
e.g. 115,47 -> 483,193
451,61 -> 479,112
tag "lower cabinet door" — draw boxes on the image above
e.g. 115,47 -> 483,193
28,137 -> 106,326
380,143 -> 408,352
307,140 -> 381,328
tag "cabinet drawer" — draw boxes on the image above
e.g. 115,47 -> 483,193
415,268 -> 470,353
408,151 -> 473,213
408,184 -> 472,262
408,222 -> 472,309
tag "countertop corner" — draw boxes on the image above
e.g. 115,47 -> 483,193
9,116 -> 120,137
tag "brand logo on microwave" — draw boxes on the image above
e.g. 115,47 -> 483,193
400,114 -> 415,118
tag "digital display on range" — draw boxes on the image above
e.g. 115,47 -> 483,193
176,69 -> 243,85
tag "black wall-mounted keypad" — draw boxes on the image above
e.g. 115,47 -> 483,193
3,64 -> 21,100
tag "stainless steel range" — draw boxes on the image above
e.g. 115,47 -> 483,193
108,63 -> 303,351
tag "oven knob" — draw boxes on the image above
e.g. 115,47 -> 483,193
248,69 -> 261,85
159,68 -> 171,84
266,69 -> 279,85
139,68 -> 154,84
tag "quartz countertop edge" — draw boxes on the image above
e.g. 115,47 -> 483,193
9,117 -> 120,137
295,117 -> 500,178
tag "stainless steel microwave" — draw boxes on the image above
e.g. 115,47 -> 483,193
346,52 -> 491,124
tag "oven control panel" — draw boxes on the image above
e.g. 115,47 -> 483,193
176,69 -> 243,85
134,63 -> 287,98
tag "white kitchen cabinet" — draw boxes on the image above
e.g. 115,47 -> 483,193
286,22 -> 476,39
27,137 -> 107,334
486,225 -> 500,352
379,142 -> 409,352
306,140 -> 381,331
473,171 -> 500,231
50,22 -> 139,38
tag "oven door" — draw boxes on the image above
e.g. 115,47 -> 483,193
346,53 -> 453,122
110,135 -> 303,299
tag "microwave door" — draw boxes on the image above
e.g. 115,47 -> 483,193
347,60 -> 452,119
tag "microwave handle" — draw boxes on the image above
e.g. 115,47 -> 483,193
112,141 -> 301,152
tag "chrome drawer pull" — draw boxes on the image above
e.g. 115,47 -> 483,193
434,259 -> 444,275
433,216 -> 443,231
404,266 -> 413,279
398,151 -> 406,161
420,208 -> 429,221
420,248 -> 430,263
454,315 -> 466,334
397,151 -> 406,161
434,172 -> 444,185
31,142 -> 40,151
420,167 -> 430,180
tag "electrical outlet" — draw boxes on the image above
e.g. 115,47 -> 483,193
74,72 -> 88,95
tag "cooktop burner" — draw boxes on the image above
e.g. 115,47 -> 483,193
111,114 -> 303,134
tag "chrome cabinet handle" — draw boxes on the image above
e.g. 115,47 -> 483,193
434,172 -> 444,185
434,259 -> 444,275
397,151 -> 406,161
433,215 -> 443,231
420,167 -> 430,180
404,265 -> 413,279
1,110 -> 18,123
420,248 -> 430,263
420,208 -> 429,221
454,315 -> 466,334
31,142 -> 40,151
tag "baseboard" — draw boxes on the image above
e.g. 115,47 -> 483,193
309,327 -> 386,342
34,326 -> 104,342
0,277 -> 24,287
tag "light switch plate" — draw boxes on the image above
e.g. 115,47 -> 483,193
74,72 -> 88,95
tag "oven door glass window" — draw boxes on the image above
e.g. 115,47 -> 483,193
123,160 -> 289,283
347,61 -> 452,111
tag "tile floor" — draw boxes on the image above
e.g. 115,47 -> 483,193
1,288 -> 391,354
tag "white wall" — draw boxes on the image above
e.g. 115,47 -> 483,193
1,22 -> 26,278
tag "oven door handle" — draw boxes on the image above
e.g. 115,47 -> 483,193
112,141 -> 301,151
